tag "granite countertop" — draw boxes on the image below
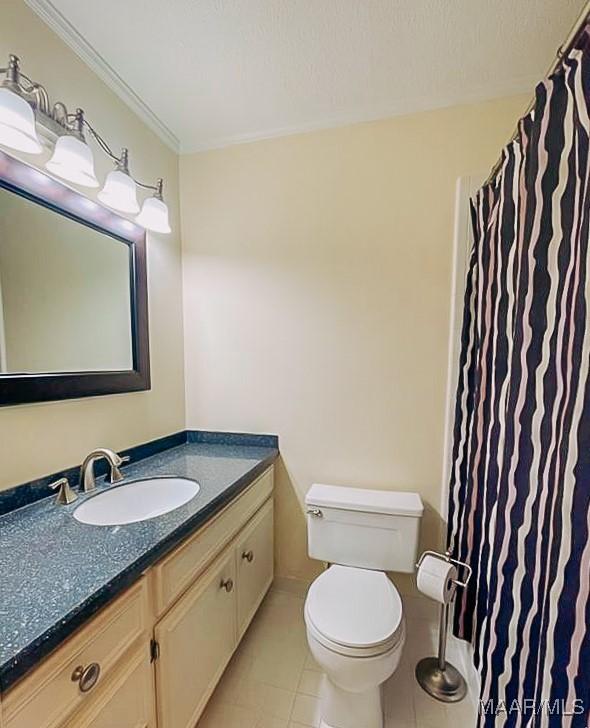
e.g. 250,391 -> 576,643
0,440 -> 278,692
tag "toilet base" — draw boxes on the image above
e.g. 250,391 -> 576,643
320,674 -> 383,728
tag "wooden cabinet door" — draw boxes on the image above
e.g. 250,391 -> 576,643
154,548 -> 237,728
61,646 -> 155,728
236,498 -> 274,638
153,466 -> 274,617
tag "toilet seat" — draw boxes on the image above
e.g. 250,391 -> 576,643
304,565 -> 404,658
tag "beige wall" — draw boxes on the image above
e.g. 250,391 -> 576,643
0,0 -> 526,590
0,0 -> 185,491
180,95 -> 527,584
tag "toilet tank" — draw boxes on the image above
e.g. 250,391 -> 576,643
306,484 -> 424,573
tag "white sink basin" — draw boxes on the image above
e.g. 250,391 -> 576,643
73,477 -> 200,526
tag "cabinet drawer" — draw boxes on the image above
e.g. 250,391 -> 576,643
236,498 -> 274,638
3,579 -> 150,728
61,646 -> 155,728
154,547 -> 237,728
153,466 -> 274,615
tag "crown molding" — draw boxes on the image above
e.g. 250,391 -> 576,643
25,0 -> 180,152
180,81 -> 534,154
24,0 -> 534,157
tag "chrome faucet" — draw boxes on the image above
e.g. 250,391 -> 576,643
80,448 -> 130,493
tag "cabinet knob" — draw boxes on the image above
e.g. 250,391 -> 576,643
220,578 -> 234,593
242,550 -> 254,563
71,662 -> 101,693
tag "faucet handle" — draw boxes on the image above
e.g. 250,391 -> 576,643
50,477 -> 78,505
106,454 -> 130,484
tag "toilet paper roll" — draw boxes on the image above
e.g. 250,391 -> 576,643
416,555 -> 458,604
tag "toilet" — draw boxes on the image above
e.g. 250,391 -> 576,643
304,484 -> 423,728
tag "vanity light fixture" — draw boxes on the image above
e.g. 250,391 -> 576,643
0,54 -> 171,233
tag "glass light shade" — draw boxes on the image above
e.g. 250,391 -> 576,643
135,196 -> 171,234
0,87 -> 42,154
46,135 -> 99,187
98,169 -> 139,214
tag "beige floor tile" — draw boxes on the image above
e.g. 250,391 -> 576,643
212,652 -> 252,704
198,701 -> 259,728
260,684 -> 297,720
242,614 -> 307,659
290,694 -> 321,726
256,716 -> 289,728
304,650 -> 321,672
412,683 -> 449,727
383,673 -> 416,724
255,627 -> 308,658
235,679 -> 296,720
446,696 -> 477,723
250,647 -> 306,691
384,719 -> 416,728
197,586 -> 479,728
297,669 -> 323,697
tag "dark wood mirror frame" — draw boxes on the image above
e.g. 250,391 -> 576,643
0,150 -> 150,406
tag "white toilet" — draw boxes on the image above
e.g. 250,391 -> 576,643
304,484 -> 423,728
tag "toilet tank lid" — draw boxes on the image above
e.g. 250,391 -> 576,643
306,484 -> 423,517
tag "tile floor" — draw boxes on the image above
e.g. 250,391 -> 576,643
197,586 -> 477,728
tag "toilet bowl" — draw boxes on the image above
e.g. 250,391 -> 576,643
304,483 -> 422,728
304,565 -> 405,728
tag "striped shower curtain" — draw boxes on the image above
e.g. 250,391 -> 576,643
447,40 -> 590,728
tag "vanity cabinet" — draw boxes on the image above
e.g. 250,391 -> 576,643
0,466 -> 274,728
153,478 -> 274,728
152,466 -> 274,617
236,498 -> 274,639
154,549 -> 237,728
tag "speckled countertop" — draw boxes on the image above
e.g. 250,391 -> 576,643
0,441 -> 278,692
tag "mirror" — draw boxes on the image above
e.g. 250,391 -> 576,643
0,187 -> 133,373
0,149 -> 150,406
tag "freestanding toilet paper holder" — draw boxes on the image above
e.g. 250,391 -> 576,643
414,550 -> 473,702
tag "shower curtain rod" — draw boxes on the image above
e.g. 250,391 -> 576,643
484,0 -> 590,186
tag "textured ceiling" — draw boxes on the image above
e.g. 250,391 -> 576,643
32,0 -> 584,152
